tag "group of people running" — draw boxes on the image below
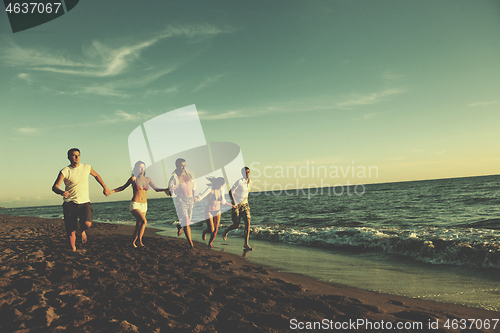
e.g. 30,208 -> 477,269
52,148 -> 253,252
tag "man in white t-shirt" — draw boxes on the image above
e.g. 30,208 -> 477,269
222,167 -> 253,250
52,148 -> 111,251
168,158 -> 196,249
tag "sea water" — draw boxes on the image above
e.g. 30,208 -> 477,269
3,175 -> 500,311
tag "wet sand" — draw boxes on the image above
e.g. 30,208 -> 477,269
1,215 -> 498,332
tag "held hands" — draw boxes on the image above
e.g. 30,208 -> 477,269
103,188 -> 112,197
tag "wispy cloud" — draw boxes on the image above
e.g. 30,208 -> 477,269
199,88 -> 405,120
3,43 -> 88,68
352,112 -> 380,121
337,88 -> 405,109
75,84 -> 130,98
12,111 -> 153,135
362,113 -> 377,120
2,25 -> 231,78
193,74 -> 225,92
468,101 -> 497,107
382,71 -> 405,82
70,67 -> 177,97
198,109 -> 248,120
144,86 -> 179,97
98,110 -> 154,124
17,73 -> 32,84
16,127 -> 38,134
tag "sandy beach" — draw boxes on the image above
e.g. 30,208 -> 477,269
1,214 -> 498,333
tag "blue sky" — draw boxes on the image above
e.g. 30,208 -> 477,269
1,0 -> 499,207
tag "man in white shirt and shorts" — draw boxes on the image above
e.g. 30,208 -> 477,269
168,158 -> 196,249
52,148 -> 111,251
222,167 -> 253,250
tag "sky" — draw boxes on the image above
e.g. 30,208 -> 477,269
1,0 -> 499,208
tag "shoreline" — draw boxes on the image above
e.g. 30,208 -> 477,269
1,214 -> 498,332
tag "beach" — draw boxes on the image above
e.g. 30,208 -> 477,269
1,214 -> 498,333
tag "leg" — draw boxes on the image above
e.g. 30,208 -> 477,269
183,217 -> 194,249
131,209 -> 147,247
202,223 -> 208,241
79,203 -> 93,244
63,202 -> 78,251
176,197 -> 194,249
242,205 -> 252,250
202,215 -> 214,241
67,230 -> 77,252
174,200 -> 182,236
222,206 -> 240,241
208,213 -> 221,247
81,221 -> 91,244
222,223 -> 239,241
243,216 -> 252,250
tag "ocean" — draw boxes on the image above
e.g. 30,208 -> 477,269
3,175 -> 499,311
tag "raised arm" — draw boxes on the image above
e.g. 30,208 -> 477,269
52,172 -> 70,198
90,167 -> 111,197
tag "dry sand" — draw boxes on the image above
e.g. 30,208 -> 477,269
0,214 -> 498,332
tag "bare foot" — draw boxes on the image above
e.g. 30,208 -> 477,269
139,243 -> 145,247
81,231 -> 87,244
202,230 -> 207,241
208,243 -> 213,248
133,243 -> 138,248
244,245 -> 253,250
222,233 -> 227,241
177,225 -> 182,237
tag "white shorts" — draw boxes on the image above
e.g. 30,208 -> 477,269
130,201 -> 147,213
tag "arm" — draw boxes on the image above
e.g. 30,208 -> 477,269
168,174 -> 179,194
229,181 -> 240,204
111,177 -> 133,194
189,170 -> 196,199
52,172 -> 70,198
90,167 -> 111,197
196,187 -> 212,202
225,201 -> 237,209
221,187 -> 236,208
148,178 -> 170,194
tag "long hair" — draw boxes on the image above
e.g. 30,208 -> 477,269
206,176 -> 225,188
133,161 -> 146,177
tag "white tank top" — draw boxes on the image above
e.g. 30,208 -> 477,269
61,164 -> 92,204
